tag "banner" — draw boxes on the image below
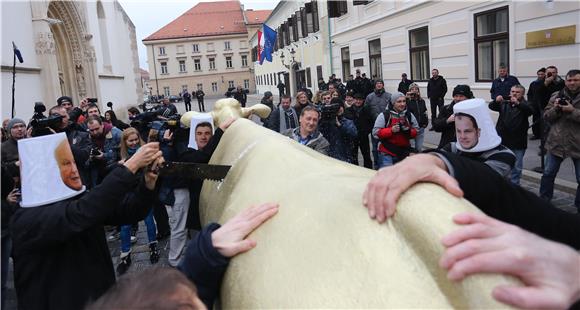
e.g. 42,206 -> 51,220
18,133 -> 85,208
259,24 -> 277,65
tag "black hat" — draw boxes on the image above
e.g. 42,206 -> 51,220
57,96 -> 73,105
353,93 -> 365,100
452,85 -> 473,99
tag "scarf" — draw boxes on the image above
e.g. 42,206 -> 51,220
279,107 -> 298,132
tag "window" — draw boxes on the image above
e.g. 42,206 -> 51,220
284,21 -> 291,45
160,62 -> 168,74
292,14 -> 299,41
305,1 -> 319,33
368,39 -> 382,80
207,43 -> 214,52
211,82 -> 218,93
474,6 -> 509,82
159,47 -> 166,55
328,0 -> 348,18
316,65 -> 323,82
224,41 -> 231,50
244,79 -> 250,89
341,47 -> 350,81
286,19 -> 294,44
226,56 -> 233,68
197,83 -> 203,90
163,86 -> 170,97
409,26 -> 430,81
192,44 -> 199,53
241,55 -> 248,67
182,85 -> 188,92
306,67 -> 312,87
228,80 -> 235,88
179,60 -> 186,72
209,58 -> 216,70
194,59 -> 201,71
177,45 -> 184,54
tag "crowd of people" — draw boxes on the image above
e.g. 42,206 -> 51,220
0,64 -> 578,309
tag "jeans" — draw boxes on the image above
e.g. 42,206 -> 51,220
1,236 -> 11,310
412,127 -> 425,152
539,153 -> 580,209
371,136 -> 379,170
510,149 -> 526,185
167,188 -> 190,267
120,209 -> 157,253
429,97 -> 444,123
377,152 -> 401,168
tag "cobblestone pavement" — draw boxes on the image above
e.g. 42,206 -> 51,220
4,95 -> 577,309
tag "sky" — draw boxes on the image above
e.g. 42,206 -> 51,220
118,0 -> 277,71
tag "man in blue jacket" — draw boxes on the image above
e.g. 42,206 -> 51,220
490,65 -> 520,103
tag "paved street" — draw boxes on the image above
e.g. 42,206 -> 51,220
4,94 -> 577,309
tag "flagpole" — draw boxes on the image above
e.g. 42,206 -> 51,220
12,46 -> 16,118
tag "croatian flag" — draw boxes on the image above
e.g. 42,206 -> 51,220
258,24 -> 277,65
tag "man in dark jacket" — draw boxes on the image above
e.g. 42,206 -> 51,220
528,67 -> 546,139
267,95 -> 299,133
348,93 -> 374,168
1,118 -> 26,179
10,142 -> 163,310
233,86 -> 248,108
183,90 -> 192,112
427,69 -> 448,129
432,84 -> 473,149
260,91 -> 274,124
196,89 -> 206,112
397,73 -> 413,94
365,80 -> 392,168
490,65 -> 520,102
489,84 -> 533,185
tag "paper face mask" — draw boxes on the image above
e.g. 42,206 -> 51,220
18,133 -> 85,207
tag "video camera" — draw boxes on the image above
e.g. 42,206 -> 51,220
320,103 -> 340,123
29,102 -> 63,137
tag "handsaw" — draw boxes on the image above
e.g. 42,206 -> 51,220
157,162 -> 231,181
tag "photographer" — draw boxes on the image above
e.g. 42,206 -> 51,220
86,115 -> 122,184
48,105 -> 93,186
372,92 -> 419,168
489,85 -> 533,185
405,83 -> 428,151
319,97 -> 349,162
540,69 -> 580,212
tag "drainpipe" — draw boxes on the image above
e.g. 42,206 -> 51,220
327,7 -> 333,76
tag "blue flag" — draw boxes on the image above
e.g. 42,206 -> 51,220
259,24 -> 277,65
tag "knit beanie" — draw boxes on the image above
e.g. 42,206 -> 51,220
390,92 -> 405,103
7,118 -> 25,132
57,96 -> 73,105
452,85 -> 473,98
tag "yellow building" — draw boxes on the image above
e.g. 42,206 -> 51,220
143,1 -> 270,97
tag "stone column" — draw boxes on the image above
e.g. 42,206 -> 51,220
30,1 -> 61,104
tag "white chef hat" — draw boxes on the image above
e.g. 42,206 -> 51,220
453,98 -> 501,153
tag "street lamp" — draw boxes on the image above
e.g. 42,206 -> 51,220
280,48 -> 296,69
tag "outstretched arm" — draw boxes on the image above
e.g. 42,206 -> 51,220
441,212 -> 580,309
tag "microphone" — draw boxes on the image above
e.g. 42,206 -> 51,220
12,42 -> 23,63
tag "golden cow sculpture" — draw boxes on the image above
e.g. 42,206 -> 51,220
186,99 -> 519,308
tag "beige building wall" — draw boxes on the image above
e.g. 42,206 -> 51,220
144,33 -> 253,97
251,1 -> 330,97
330,1 -> 580,100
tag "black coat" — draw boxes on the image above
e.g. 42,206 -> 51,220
432,101 -> 457,148
427,76 -> 447,99
489,99 -> 533,150
436,151 -> 580,250
10,167 -> 156,310
177,128 -> 224,230
406,98 -> 428,128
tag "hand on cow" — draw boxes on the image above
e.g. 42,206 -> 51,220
363,154 -> 463,223
211,202 -> 279,258
219,117 -> 237,131
440,212 -> 580,309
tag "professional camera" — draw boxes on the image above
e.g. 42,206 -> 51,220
87,98 -> 98,103
30,102 -> 63,137
90,147 -> 101,158
319,103 -> 340,123
557,94 -> 572,105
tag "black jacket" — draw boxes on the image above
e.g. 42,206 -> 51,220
178,128 -> 224,230
406,98 -> 428,128
427,76 -> 447,99
348,104 -> 374,134
397,79 -> 413,94
10,167 -> 156,310
432,101 -> 457,148
489,99 -> 533,149
436,151 -> 580,250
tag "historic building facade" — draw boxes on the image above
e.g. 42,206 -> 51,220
143,1 -> 270,98
330,0 -> 580,99
1,0 -> 142,121
251,0 -> 330,98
